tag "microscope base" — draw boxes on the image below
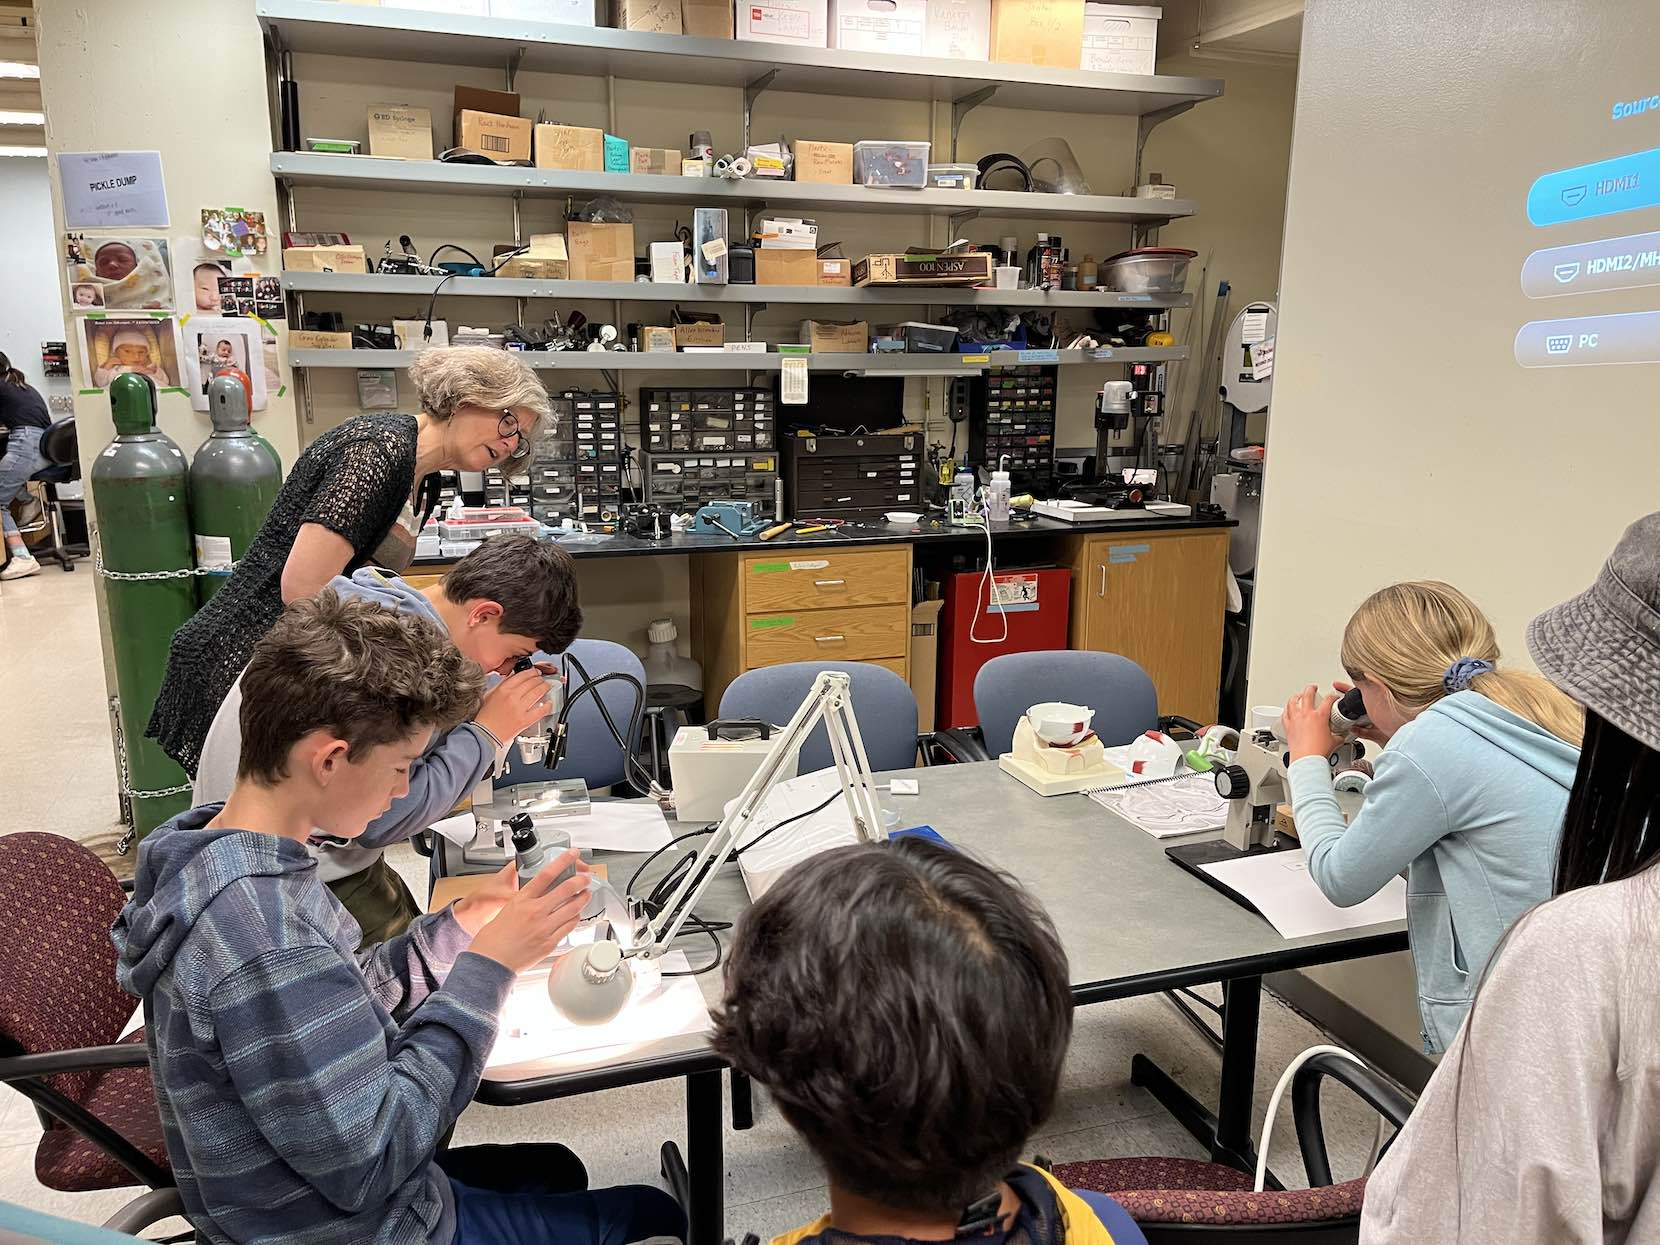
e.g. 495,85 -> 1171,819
1164,835 -> 1298,915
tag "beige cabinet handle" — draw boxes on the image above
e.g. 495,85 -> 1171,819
814,634 -> 846,643
1097,564 -> 1107,598
814,578 -> 846,587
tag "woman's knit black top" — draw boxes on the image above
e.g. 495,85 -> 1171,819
145,414 -> 420,777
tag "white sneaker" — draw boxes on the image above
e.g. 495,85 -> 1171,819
1,554 -> 41,580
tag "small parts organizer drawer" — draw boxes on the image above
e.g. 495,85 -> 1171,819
642,387 -> 776,453
741,547 -> 909,613
744,604 -> 911,666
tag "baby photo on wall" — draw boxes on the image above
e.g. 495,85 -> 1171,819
81,317 -> 182,388
70,283 -> 105,310
66,235 -> 175,310
181,316 -> 267,412
183,255 -> 233,312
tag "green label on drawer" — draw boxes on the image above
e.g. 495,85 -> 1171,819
750,616 -> 794,629
751,562 -> 790,573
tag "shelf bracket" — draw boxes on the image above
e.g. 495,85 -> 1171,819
949,209 -> 979,236
511,190 -> 524,247
742,69 -> 779,150
505,46 -> 525,94
1134,100 -> 1197,187
950,86 -> 998,161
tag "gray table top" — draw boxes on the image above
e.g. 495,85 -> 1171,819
478,761 -> 1407,1094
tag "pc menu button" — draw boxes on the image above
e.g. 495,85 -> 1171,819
1514,309 -> 1660,367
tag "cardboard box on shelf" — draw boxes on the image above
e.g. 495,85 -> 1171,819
650,241 -> 688,282
793,139 -> 853,184
854,250 -> 995,286
534,123 -> 604,171
630,147 -> 683,175
566,222 -> 636,281
736,0 -> 828,46
755,248 -> 819,285
1080,1 -> 1159,74
674,320 -> 726,348
614,0 -> 682,31
493,234 -> 568,279
367,104 -> 434,160
988,0 -> 1084,67
642,326 -> 678,351
924,0 -> 991,58
800,319 -> 869,352
289,330 -> 354,349
454,85 -> 531,162
910,598 -> 945,733
282,244 -> 369,273
818,257 -> 852,285
829,0 -> 925,54
683,0 -> 734,36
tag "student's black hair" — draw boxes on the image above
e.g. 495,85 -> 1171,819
712,836 -> 1073,1217
1553,709 -> 1660,894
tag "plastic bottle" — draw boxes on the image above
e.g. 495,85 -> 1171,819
1079,253 -> 1098,289
987,456 -> 1012,523
644,617 -> 702,693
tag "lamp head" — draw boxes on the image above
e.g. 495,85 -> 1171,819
546,933 -> 634,1025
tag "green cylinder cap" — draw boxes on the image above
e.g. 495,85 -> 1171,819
109,373 -> 159,436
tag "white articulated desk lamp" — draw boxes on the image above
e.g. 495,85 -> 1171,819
547,670 -> 886,1024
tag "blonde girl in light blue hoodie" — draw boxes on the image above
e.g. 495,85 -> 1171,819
1280,581 -> 1583,1053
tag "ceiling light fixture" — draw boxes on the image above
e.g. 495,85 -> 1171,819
0,63 -> 40,81
0,110 -> 46,125
0,146 -> 47,157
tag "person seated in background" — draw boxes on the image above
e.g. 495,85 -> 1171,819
1279,580 -> 1582,1053
114,591 -> 685,1245
1360,511 -> 1660,1242
713,835 -> 1146,1245
193,533 -> 582,943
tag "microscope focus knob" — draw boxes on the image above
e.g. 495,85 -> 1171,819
1215,764 -> 1251,800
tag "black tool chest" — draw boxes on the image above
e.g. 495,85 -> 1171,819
967,364 -> 1057,478
784,432 -> 922,521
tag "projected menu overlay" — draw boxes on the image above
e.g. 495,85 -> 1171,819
1518,106 -> 1660,368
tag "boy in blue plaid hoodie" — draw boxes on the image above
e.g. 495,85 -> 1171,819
113,591 -> 684,1245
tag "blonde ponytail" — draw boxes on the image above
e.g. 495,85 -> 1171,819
1340,581 -> 1584,747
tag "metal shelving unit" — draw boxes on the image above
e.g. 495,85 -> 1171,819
270,153 -> 1197,227
290,346 -> 1187,373
280,270 -> 1191,309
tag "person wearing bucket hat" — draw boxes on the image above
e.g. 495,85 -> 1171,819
1280,580 -> 1583,1053
1359,512 -> 1660,1244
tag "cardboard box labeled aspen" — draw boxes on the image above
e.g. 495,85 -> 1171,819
282,244 -> 368,273
793,140 -> 854,184
988,0 -> 1084,66
674,320 -> 726,348
535,124 -> 604,171
367,104 -> 434,160
614,0 -> 682,31
630,147 -> 683,175
683,0 -> 734,35
800,319 -> 869,352
566,222 -> 636,281
853,251 -> 994,286
755,248 -> 818,285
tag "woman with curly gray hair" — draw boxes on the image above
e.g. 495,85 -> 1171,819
147,347 -> 553,776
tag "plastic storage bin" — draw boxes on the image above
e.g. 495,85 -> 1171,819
854,140 -> 931,188
926,162 -> 979,190
896,321 -> 959,353
1099,246 -> 1197,295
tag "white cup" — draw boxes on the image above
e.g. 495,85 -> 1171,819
995,265 -> 1020,289
1250,705 -> 1284,735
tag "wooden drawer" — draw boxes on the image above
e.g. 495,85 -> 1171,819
867,655 -> 908,680
745,604 -> 910,666
743,548 -> 909,613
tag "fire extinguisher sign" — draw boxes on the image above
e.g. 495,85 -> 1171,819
989,573 -> 1040,611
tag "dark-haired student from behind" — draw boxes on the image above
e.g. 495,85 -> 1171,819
713,835 -> 1146,1245
113,591 -> 683,1245
1359,511 -> 1660,1244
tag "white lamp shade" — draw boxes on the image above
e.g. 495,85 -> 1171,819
547,939 -> 633,1025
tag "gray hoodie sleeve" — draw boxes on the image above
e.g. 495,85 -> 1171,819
353,722 -> 496,850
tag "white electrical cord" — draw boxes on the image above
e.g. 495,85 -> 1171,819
968,496 -> 1009,645
1253,1044 -> 1387,1192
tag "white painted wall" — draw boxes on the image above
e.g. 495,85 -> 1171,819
1249,0 -> 1660,1050
0,155 -> 66,394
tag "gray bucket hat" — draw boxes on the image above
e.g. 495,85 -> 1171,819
1527,511 -> 1660,753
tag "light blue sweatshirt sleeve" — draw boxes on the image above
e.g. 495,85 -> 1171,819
1288,749 -> 1450,907
353,722 -> 495,850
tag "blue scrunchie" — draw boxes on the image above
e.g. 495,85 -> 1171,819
1443,657 -> 1495,694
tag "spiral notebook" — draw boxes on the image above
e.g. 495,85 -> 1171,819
1083,770 -> 1230,839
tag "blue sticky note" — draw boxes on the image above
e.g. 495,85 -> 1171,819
604,134 -> 630,173
891,825 -> 953,849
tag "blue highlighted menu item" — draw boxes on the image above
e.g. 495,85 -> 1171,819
1528,147 -> 1660,227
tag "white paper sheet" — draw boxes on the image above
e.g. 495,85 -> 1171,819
1088,773 -> 1228,838
59,151 -> 170,228
486,950 -> 711,1071
1199,848 -> 1407,940
563,801 -> 674,852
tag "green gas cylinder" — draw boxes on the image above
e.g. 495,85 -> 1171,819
90,374 -> 196,840
189,374 -> 282,605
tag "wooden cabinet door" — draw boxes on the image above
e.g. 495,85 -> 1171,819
1079,531 -> 1228,723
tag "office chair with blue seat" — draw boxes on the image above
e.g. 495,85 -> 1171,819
494,638 -> 651,793
717,661 -> 922,774
931,650 -> 1201,762
1,417 -> 85,573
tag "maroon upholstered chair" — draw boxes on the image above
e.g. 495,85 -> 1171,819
0,833 -> 172,1195
1053,1054 -> 1414,1243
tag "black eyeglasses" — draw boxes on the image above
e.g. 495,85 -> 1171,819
499,410 -> 531,461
